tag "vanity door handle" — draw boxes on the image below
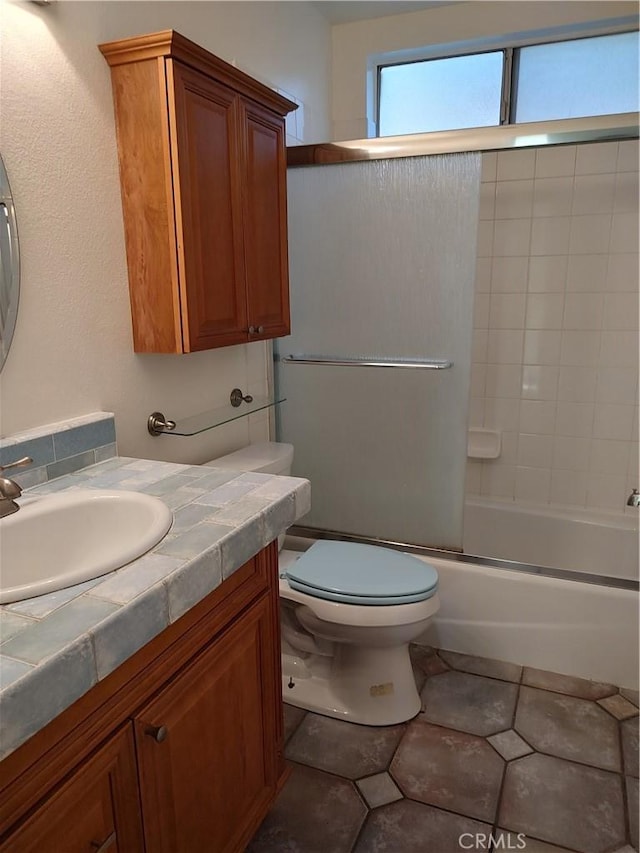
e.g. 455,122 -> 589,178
90,831 -> 116,852
145,724 -> 168,743
248,325 -> 265,335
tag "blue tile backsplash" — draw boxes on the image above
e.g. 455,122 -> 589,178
0,413 -> 117,488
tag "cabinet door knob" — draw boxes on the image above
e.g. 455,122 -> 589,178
248,326 -> 256,334
146,724 -> 168,743
256,325 -> 265,334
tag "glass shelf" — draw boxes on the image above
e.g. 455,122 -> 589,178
154,397 -> 286,437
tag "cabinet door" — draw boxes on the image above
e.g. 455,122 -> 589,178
168,61 -> 248,351
0,726 -> 143,853
134,594 -> 280,853
241,100 -> 291,339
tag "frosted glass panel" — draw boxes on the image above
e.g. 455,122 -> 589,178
276,155 -> 480,549
379,53 -> 503,136
515,32 -> 640,122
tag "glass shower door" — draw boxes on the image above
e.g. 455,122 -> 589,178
275,154 -> 480,550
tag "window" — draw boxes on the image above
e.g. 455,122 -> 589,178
377,30 -> 639,137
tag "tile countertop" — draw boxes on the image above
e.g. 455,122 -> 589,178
0,456 -> 311,761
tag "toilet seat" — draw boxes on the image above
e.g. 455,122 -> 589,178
285,540 -> 438,605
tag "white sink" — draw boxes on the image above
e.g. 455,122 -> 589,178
0,490 -> 173,604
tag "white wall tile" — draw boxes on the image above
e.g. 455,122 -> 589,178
592,403 -> 635,441
519,399 -> 556,434
550,469 -> 588,507
530,217 -> 571,256
489,293 -> 526,329
575,142 -> 618,175
599,331 -> 638,367
484,397 -> 521,431
470,363 -> 487,398
472,329 -> 489,363
532,177 -> 574,217
465,460 -> 483,494
491,257 -> 529,293
586,472 -> 627,510
589,439 -> 630,476
495,180 -> 533,219
557,366 -> 597,403
566,254 -> 608,292
523,330 -> 561,365
474,293 -> 490,329
610,213 -> 639,254
605,254 -> 639,292
477,220 -> 494,257
479,182 -> 496,220
603,293 -> 639,331
515,466 -> 551,503
555,401 -> 594,438
493,219 -> 531,256
560,331 -> 601,366
568,214 -> 612,255
616,140 -> 639,173
535,146 -> 576,178
563,293 -> 604,330
468,396 -> 485,428
481,152 -> 497,183
526,293 -> 564,330
571,174 -> 615,215
481,464 -> 516,499
487,330 -> 524,364
522,365 -> 559,400
475,257 -> 492,293
499,431 -> 519,465
517,433 -> 554,468
485,364 -> 522,398
628,440 -> 639,478
613,171 -> 639,213
527,255 -> 568,293
595,367 -> 637,405
497,149 -> 536,181
552,436 -> 591,471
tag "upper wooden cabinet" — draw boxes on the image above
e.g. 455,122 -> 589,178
99,31 -> 295,353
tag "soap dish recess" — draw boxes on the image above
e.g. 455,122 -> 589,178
467,428 -> 501,459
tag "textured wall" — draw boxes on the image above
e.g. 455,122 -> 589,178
0,1 -> 331,462
330,1 -> 638,140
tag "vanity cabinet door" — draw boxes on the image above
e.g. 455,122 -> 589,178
0,726 -> 143,853
133,593 -> 281,853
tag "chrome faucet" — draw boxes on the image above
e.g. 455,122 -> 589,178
627,489 -> 640,508
0,456 -> 33,518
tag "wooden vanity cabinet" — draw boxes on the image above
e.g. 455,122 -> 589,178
0,543 -> 285,853
99,31 -> 295,353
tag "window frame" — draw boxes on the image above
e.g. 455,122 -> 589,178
374,24 -> 639,138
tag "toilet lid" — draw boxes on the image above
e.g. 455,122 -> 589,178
285,541 -> 438,605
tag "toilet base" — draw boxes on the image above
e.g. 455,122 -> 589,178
280,642 -> 422,726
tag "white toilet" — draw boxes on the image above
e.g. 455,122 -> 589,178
205,441 -> 440,726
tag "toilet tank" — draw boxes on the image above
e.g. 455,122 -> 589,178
205,442 -> 293,476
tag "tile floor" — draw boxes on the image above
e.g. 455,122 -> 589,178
248,647 -> 639,853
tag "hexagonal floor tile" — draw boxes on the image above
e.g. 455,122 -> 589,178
439,649 -> 522,683
247,763 -> 366,853
515,686 -> 620,771
353,799 -> 492,853
285,712 -> 405,779
410,645 -> 448,691
494,832 -> 583,852
283,702 -> 306,743
390,719 -> 504,822
621,716 -> 639,777
627,775 -> 639,850
499,752 -> 626,853
420,669 -> 518,736
522,667 -> 616,700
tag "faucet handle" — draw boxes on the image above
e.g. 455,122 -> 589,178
0,456 -> 33,473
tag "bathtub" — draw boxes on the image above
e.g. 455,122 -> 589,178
463,496 -> 639,581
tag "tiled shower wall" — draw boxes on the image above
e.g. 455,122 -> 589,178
467,140 -> 639,512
